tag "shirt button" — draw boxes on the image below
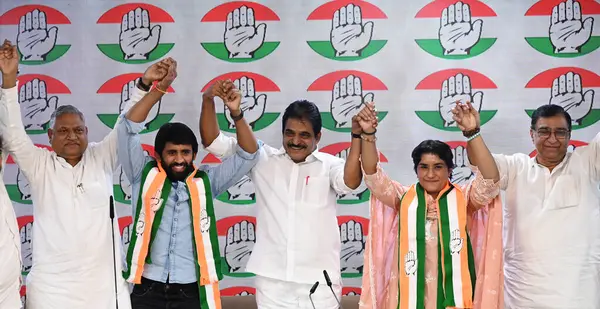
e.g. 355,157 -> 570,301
174,218 -> 178,221
170,250 -> 173,254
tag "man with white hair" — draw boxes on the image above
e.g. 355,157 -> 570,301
0,39 -> 132,309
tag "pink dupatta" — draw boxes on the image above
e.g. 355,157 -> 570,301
358,180 -> 504,309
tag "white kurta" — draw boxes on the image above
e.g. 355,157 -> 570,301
0,151 -> 22,309
494,133 -> 600,309
0,84 -> 142,309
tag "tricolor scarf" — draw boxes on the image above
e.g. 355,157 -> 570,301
123,161 -> 223,309
398,183 -> 475,309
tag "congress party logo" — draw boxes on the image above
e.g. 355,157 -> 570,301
113,144 -> 155,204
320,142 -> 388,204
525,0 -> 599,57
96,3 -> 174,64
445,141 -> 475,186
306,0 -> 387,61
414,0 -> 497,59
96,73 -> 175,134
217,216 -> 256,278
343,287 -> 361,296
220,287 -> 255,296
17,215 -> 33,275
338,216 -> 368,278
0,5 -> 71,65
5,145 -> 53,204
415,69 -> 498,131
17,74 -> 70,134
201,1 -> 280,62
201,154 -> 256,205
529,140 -> 587,157
201,72 -> 281,133
525,67 -> 599,129
307,70 -> 388,132
118,216 -> 133,248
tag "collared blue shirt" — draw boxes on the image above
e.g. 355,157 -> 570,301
117,116 -> 259,284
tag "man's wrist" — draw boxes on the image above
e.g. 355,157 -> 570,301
230,109 -> 244,121
462,127 -> 480,138
363,128 -> 377,135
1,74 -> 17,89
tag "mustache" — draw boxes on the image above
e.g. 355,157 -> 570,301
287,143 -> 306,149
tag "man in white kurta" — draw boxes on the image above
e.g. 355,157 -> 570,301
0,41 -> 131,309
473,104 -> 600,309
0,145 -> 22,309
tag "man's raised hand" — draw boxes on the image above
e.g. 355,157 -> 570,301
0,40 -> 19,78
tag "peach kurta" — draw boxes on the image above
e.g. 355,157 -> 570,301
358,164 -> 503,309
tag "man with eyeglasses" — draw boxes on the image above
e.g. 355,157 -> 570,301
469,104 -> 600,309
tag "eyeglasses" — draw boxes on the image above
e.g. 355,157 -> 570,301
534,128 -> 570,139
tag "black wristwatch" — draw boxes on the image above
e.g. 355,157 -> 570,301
137,79 -> 151,91
351,132 -> 361,139
463,127 -> 481,138
230,110 -> 244,122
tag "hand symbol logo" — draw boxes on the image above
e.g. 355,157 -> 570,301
550,0 -> 594,54
20,222 -> 33,273
340,220 -> 365,274
450,146 -> 474,185
330,4 -> 374,57
549,72 -> 594,125
224,220 -> 256,273
439,73 -> 483,127
450,229 -> 463,254
224,76 -> 266,129
439,2 -> 483,56
331,75 -> 374,128
119,78 -> 161,128
224,6 -> 267,59
404,251 -> 417,276
121,223 -> 132,248
19,79 -> 58,131
119,167 -> 132,201
16,168 -> 31,201
236,291 -> 253,296
226,176 -> 255,201
119,7 -> 161,60
17,9 -> 58,61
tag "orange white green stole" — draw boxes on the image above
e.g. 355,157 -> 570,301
124,161 -> 223,309
398,183 -> 475,309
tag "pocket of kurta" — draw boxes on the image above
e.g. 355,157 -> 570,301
82,182 -> 110,209
548,175 -> 579,209
302,176 -> 330,205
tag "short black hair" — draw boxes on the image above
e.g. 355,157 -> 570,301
281,100 -> 322,135
0,135 -> 3,155
154,122 -> 198,156
531,104 -> 572,131
411,140 -> 454,172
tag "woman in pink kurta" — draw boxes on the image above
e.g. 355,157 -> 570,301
354,102 -> 504,309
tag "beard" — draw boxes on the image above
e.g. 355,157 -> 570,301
162,161 -> 194,182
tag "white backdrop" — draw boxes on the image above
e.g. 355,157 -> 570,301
1,0 -> 599,301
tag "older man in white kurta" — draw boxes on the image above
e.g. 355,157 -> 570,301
475,104 -> 600,309
0,43 -> 132,308
0,148 -> 22,309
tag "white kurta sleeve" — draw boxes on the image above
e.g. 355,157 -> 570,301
492,153 -> 515,191
204,132 -> 238,158
0,84 -> 48,182
578,132 -> 600,182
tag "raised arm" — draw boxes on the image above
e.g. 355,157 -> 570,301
453,102 -> 500,183
117,59 -> 172,183
220,80 -> 258,154
580,132 -> 600,182
340,116 -> 363,190
200,81 -> 236,158
357,103 -> 404,209
0,40 -> 46,182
